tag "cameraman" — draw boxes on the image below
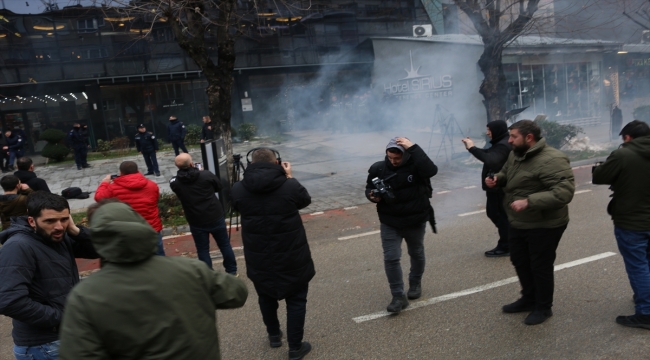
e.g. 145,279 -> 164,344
365,137 -> 438,314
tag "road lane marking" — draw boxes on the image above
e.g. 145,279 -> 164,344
310,211 -> 324,216
352,251 -> 616,323
458,210 -> 486,217
344,206 -> 358,210
575,190 -> 592,194
464,186 -> 477,189
436,191 -> 451,194
338,230 -> 380,241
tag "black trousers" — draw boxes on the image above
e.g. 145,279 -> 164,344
257,284 -> 308,351
486,191 -> 510,250
171,139 -> 188,156
509,225 -> 567,310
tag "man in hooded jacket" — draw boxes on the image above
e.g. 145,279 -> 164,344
231,148 -> 315,360
365,137 -> 438,314
593,120 -> 650,329
462,120 -> 512,257
58,200 -> 248,360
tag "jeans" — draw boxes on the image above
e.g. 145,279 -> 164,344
380,222 -> 426,296
614,226 -> 650,315
189,218 -> 237,273
14,340 -> 60,360
9,150 -> 24,167
485,191 -> 510,250
142,151 -> 159,174
156,232 -> 166,256
509,225 -> 567,310
257,284 -> 309,351
171,140 -> 188,156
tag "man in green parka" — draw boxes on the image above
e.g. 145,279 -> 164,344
58,200 -> 248,359
486,120 -> 575,326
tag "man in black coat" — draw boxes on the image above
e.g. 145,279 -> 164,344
14,157 -> 51,193
232,148 -> 314,360
200,115 -> 218,143
67,123 -> 90,170
167,116 -> 188,156
462,120 -> 512,257
0,191 -> 99,358
366,137 -> 438,314
3,129 -> 25,171
135,124 -> 160,177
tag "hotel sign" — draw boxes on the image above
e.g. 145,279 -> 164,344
383,51 -> 453,100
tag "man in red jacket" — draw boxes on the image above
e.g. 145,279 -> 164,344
94,161 -> 165,255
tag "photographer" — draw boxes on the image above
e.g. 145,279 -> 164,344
365,137 -> 437,314
170,153 -> 237,274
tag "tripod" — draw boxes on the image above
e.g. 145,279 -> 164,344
228,154 -> 246,240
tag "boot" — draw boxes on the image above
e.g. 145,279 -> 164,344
268,330 -> 282,348
407,281 -> 422,300
386,294 -> 409,314
288,342 -> 312,360
502,298 -> 535,313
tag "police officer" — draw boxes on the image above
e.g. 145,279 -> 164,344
135,124 -> 160,177
167,116 -> 188,156
68,123 -> 90,170
3,129 -> 25,171
201,115 -> 217,143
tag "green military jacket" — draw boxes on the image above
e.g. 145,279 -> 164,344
495,137 -> 575,229
592,135 -> 650,231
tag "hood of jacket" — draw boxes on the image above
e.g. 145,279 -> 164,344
488,120 -> 509,144
623,135 -> 650,159
241,162 -> 287,194
112,172 -> 150,190
175,166 -> 201,184
385,137 -> 411,167
89,202 -> 158,263
0,216 -> 37,245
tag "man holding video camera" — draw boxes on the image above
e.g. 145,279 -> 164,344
366,137 -> 438,314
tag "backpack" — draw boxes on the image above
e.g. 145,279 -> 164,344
61,187 -> 91,199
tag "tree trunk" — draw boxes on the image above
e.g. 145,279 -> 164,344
477,42 -> 507,123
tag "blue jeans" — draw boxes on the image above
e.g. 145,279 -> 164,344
614,226 -> 650,315
9,150 -> 24,167
380,222 -> 426,296
189,218 -> 237,273
142,151 -> 159,174
157,232 -> 166,256
14,340 -> 59,360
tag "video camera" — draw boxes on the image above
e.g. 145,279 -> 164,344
371,174 -> 396,200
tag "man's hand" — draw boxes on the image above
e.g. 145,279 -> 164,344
20,183 -> 29,190
461,137 -> 474,150
368,191 -> 381,203
200,139 -> 204,143
101,174 -> 112,184
395,137 -> 413,149
485,176 -> 498,188
67,214 -> 81,236
510,199 -> 529,212
2,146 -> 6,150
281,162 -> 292,178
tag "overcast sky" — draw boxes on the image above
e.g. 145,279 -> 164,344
1,1 -> 103,14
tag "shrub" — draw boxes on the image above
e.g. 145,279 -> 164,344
111,136 -> 130,156
39,129 -> 67,143
184,124 -> 202,145
158,192 -> 185,222
633,105 -> 650,123
96,139 -> 112,155
534,117 -> 583,149
238,123 -> 257,141
41,143 -> 70,162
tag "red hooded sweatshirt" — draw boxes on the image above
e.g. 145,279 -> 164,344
94,173 -> 162,232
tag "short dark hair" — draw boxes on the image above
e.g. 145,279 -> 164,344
16,157 -> 33,171
1,175 -> 19,191
251,148 -> 276,164
87,198 -> 123,222
386,147 -> 402,155
27,191 -> 70,218
119,161 -> 138,175
620,120 -> 650,139
509,120 -> 541,141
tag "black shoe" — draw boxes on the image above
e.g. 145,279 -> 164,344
269,330 -> 283,348
524,309 -> 553,325
82,164 -> 91,168
407,282 -> 422,300
155,172 -> 161,177
386,294 -> 409,314
288,342 -> 312,360
616,314 -> 650,330
485,247 -> 510,257
1,169 -> 8,173
144,172 -> 154,176
502,298 -> 536,313
77,166 -> 82,170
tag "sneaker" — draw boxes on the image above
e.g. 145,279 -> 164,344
524,309 -> 553,325
502,298 -> 535,313
155,172 -> 161,177
485,247 -> 510,257
407,282 -> 421,300
386,294 -> 409,314
82,164 -> 91,168
288,342 -> 312,360
269,330 -> 283,348
616,314 -> 650,330
144,172 -> 154,176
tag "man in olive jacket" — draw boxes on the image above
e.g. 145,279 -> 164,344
231,148 -> 314,360
59,200 -> 248,360
593,120 -> 650,329
486,120 -> 575,326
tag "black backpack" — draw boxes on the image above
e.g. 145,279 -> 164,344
61,187 -> 90,199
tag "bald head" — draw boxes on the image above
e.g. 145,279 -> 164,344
175,153 -> 192,169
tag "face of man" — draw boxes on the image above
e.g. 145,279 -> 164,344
138,127 -> 146,133
28,209 -> 70,243
386,151 -> 403,167
4,131 -> 10,138
202,117 -> 209,124
169,117 -> 176,121
509,129 -> 532,156
73,123 -> 80,129
486,127 -> 493,140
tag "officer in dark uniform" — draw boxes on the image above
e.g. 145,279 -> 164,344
68,123 -> 90,170
0,129 -> 10,173
167,115 -> 188,156
201,115 -> 218,143
135,124 -> 160,177
2,129 -> 24,171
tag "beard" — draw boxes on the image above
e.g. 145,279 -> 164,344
35,223 -> 65,243
512,143 -> 531,157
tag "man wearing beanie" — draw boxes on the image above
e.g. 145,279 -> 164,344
462,120 -> 512,257
365,137 -> 438,314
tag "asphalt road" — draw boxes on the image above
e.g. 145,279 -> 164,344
1,166 -> 648,359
